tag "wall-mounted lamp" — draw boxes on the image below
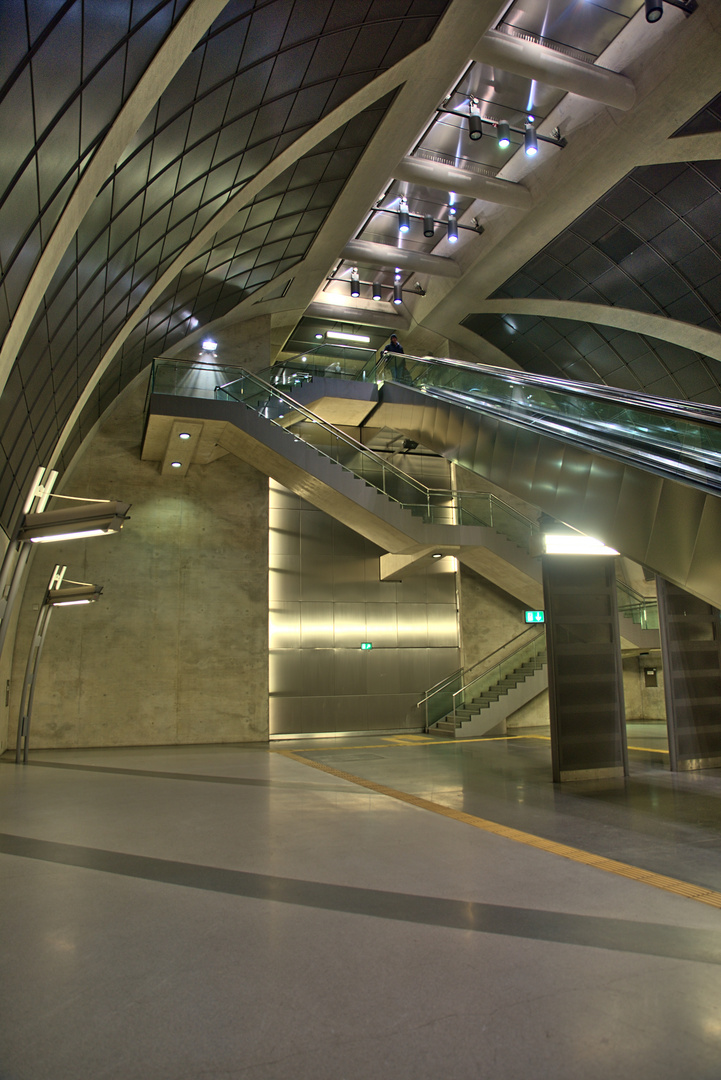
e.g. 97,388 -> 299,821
17,501 -> 131,544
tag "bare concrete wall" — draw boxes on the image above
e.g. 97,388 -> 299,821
7,376 -> 269,750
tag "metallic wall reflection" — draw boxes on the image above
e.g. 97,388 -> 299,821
269,480 -> 460,735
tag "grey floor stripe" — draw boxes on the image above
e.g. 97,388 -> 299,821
0,757 -> 342,790
0,831 -> 719,966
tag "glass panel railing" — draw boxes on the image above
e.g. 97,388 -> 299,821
417,669 -> 464,731
452,630 -> 547,724
364,352 -> 721,495
150,359 -> 540,549
617,581 -> 659,630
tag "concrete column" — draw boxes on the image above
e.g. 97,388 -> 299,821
657,577 -> 721,771
543,555 -> 627,782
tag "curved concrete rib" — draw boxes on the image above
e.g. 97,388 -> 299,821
0,0 -> 231,400
469,299 -> 721,364
342,240 -> 461,279
472,30 -> 635,111
393,155 -> 532,209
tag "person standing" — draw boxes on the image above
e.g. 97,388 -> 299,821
383,335 -> 409,382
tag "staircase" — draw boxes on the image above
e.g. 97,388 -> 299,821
423,631 -> 548,739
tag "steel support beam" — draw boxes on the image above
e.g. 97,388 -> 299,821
341,239 -> 462,278
392,156 -> 532,208
472,30 -> 636,111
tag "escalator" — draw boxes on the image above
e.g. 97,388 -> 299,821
284,353 -> 721,610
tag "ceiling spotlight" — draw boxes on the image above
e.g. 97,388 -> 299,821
315,333 -> 323,339
398,198 -> 410,234
372,279 -> 383,301
497,120 -> 510,149
393,281 -> 403,305
645,0 -> 663,18
524,122 -> 538,157
350,268 -> 360,297
423,214 -> 435,238
432,553 -> 443,559
170,461 -> 182,468
201,338 -> 217,352
447,207 -> 458,244
468,100 -> 483,141
178,432 -> 191,440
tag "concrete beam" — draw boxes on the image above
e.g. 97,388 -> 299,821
342,240 -> 461,278
472,30 -> 636,111
304,301 -> 409,331
392,156 -> 532,209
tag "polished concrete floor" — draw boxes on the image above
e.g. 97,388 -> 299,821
2,727 -> 721,1079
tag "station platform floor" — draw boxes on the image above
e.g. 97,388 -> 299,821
2,725 -> 721,1079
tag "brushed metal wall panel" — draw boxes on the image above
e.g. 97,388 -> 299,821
300,603 -> 335,648
334,603 -> 367,648
556,444 -> 592,512
427,603 -> 461,647
333,557 -> 373,602
429,646 -> 461,686
269,602 -> 301,650
302,649 -> 336,696
685,496 -> 721,603
583,456 -> 625,536
365,648 -> 401,695
397,603 -> 429,647
269,480 -> 299,510
269,510 -> 301,555
269,650 -> 303,695
269,555 -> 301,602
610,467 -> 662,560
645,480 -> 706,586
365,602 -> 399,648
335,648 -> 368,696
398,647 -> 432,693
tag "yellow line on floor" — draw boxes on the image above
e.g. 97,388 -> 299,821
278,734 -> 669,755
275,748 -> 721,911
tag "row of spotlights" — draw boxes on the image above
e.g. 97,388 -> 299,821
466,111 -> 535,155
348,267 -> 405,305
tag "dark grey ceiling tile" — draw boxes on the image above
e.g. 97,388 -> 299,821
593,267 -> 632,303
634,162 -> 687,194
599,178 -> 650,220
568,247 -> 614,281
658,170 -> 716,216
610,331 -> 649,363
677,245 -> 721,288
644,375 -> 687,401
697,274 -> 721,314
665,293 -> 715,324
596,224 -> 643,262
545,232 -> 588,265
571,205 -> 616,243
628,354 -> 667,384
624,198 -> 676,241
585,343 -> 625,375
677,361 -> 716,395
546,267 -> 585,299
651,221 -> 702,262
644,269 -> 689,307
566,324 -> 605,353
620,245 -> 667,282
685,193 -> 721,241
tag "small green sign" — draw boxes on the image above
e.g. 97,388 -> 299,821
524,610 -> 545,624
361,642 -> 373,650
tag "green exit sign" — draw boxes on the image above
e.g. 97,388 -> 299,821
524,610 -> 545,624
361,642 -> 373,650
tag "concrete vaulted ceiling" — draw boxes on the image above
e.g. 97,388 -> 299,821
0,0 -> 720,535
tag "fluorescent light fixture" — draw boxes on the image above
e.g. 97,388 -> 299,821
47,583 -> 103,607
497,120 -> 511,149
543,534 -> 619,556
201,338 -> 217,352
178,432 -> 191,440
18,502 -> 131,544
325,330 -> 371,344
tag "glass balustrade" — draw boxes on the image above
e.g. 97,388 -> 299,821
451,631 -> 547,724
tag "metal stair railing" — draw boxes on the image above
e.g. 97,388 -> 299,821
150,358 -> 541,548
616,580 -> 659,631
451,629 -> 547,728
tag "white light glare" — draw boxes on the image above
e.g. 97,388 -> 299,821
201,338 -> 218,352
325,331 -> 371,344
544,534 -> 619,556
53,599 -> 93,607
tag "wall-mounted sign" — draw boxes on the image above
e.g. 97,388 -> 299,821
524,610 -> 545,624
361,642 -> 373,650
